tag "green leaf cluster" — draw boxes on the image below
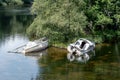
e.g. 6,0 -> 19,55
84,0 -> 120,43
0,0 -> 34,6
27,0 -> 87,44
0,0 -> 23,6
27,0 -> 120,45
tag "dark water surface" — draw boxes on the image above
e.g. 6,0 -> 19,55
0,7 -> 120,80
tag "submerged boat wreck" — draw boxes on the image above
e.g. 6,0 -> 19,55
8,37 -> 48,53
23,37 -> 48,53
67,38 -> 95,62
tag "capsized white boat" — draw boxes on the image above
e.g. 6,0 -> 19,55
67,38 -> 95,54
22,37 -> 48,53
67,38 -> 95,63
8,37 -> 48,53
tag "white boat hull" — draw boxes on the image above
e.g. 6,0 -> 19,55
23,38 -> 48,53
67,38 -> 95,54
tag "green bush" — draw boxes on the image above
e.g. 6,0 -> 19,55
27,0 -> 120,45
0,0 -> 23,6
27,0 -> 87,45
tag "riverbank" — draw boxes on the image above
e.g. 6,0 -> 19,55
50,40 -> 116,51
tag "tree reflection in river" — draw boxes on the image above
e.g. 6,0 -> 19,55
35,43 -> 120,80
0,7 -> 34,45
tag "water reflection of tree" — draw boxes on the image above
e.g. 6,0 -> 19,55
0,13 -> 34,45
35,47 -> 86,80
0,14 -> 34,34
35,44 -> 120,80
0,14 -> 12,33
114,43 -> 120,62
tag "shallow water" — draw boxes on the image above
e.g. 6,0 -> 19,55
35,44 -> 120,80
0,7 -> 120,80
0,34 -> 39,80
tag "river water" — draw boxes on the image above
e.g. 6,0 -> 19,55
0,6 -> 120,80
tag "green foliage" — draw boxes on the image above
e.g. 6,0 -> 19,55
96,14 -> 113,25
27,0 -> 120,45
84,0 -> 120,43
0,0 -> 33,6
8,0 -> 23,5
27,0 -> 87,44
114,14 -> 120,26
85,0 -> 119,27
0,0 -> 23,6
